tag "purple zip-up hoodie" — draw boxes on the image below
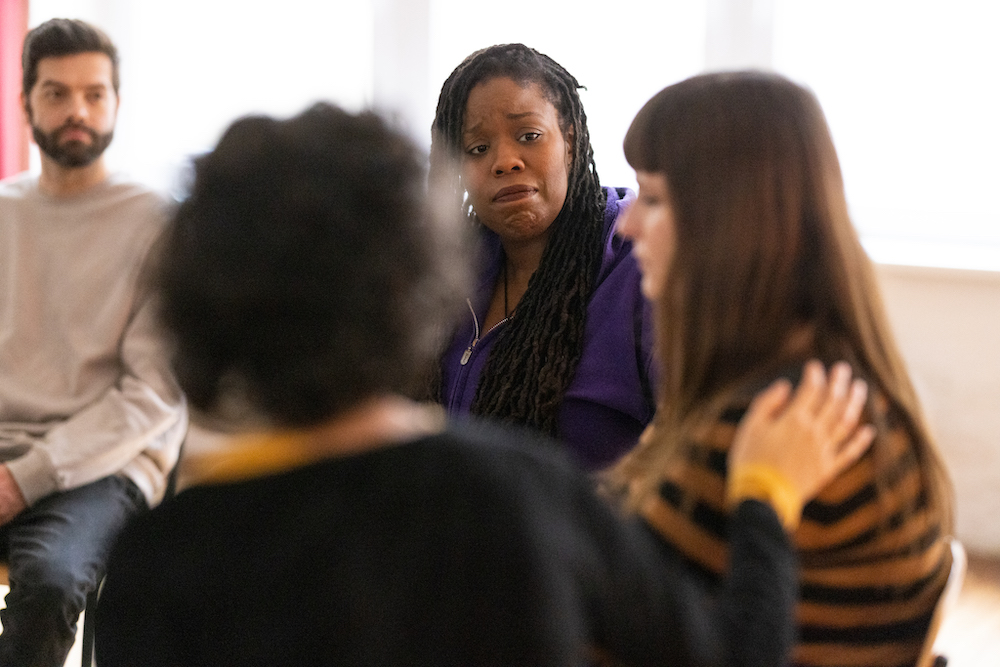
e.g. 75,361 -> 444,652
440,187 -> 656,470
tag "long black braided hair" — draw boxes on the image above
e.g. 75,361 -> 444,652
430,44 -> 607,437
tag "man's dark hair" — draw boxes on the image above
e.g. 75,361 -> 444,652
158,103 -> 465,428
22,18 -> 120,95
429,43 -> 607,437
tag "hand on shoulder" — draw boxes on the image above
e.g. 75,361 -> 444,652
727,360 -> 876,529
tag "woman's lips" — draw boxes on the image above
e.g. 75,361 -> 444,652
492,185 -> 536,203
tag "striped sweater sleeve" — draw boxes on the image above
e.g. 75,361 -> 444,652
641,401 -> 950,667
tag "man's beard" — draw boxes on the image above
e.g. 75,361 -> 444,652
32,121 -> 114,168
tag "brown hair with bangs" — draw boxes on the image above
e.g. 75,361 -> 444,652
607,71 -> 951,530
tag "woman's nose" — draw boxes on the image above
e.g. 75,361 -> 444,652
492,140 -> 524,175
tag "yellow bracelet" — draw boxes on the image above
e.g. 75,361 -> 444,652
726,463 -> 804,531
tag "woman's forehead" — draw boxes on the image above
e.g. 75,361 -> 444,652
463,78 -> 558,129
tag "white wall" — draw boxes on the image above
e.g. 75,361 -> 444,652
876,263 -> 1000,555
29,0 -> 376,194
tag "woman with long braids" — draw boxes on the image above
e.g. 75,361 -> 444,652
612,71 -> 954,667
432,44 -> 653,469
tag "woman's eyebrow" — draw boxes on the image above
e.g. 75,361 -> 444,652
464,110 -> 543,136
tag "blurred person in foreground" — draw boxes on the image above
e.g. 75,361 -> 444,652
95,102 -> 873,667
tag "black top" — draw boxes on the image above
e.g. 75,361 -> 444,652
95,421 -> 795,666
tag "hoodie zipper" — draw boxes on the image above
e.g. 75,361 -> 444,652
460,298 -> 509,366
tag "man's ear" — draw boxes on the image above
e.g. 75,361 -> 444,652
21,92 -> 30,126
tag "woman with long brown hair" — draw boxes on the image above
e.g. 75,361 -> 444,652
612,71 -> 954,667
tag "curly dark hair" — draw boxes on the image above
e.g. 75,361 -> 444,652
430,43 -> 607,437
158,103 -> 465,428
22,18 -> 119,95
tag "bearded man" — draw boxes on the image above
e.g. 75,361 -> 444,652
0,18 -> 186,666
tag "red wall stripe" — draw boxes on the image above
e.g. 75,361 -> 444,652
0,0 -> 29,180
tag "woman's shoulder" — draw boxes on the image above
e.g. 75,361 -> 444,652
593,186 -> 641,283
602,186 -> 635,236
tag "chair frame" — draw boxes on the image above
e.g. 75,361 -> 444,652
915,538 -> 968,667
0,564 -> 99,667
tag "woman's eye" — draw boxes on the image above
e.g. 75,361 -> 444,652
520,132 -> 541,142
467,144 -> 488,155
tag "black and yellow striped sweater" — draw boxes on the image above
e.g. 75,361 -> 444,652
642,399 -> 950,667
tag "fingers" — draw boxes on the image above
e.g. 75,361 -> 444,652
746,377 -> 793,423
833,423 -> 876,472
803,359 -> 874,484
815,361 -> 853,430
786,359 -> 827,416
837,378 -> 869,440
810,360 -> 870,446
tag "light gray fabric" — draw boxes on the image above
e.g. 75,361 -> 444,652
0,172 -> 186,507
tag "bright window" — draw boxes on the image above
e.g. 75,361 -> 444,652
772,0 -> 1000,270
29,0 -> 375,194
